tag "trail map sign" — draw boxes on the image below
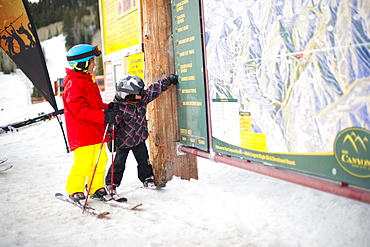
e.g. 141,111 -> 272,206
170,0 -> 370,189
203,0 -> 370,188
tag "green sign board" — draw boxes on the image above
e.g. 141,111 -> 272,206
171,0 -> 208,150
169,0 -> 370,190
204,0 -> 370,189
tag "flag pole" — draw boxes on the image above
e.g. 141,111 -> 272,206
56,113 -> 69,153
22,0 -> 69,153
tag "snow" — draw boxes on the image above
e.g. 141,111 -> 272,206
0,35 -> 370,247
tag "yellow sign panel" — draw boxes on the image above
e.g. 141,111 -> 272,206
101,0 -> 141,54
127,53 -> 144,79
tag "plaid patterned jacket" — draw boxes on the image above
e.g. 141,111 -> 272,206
112,77 -> 171,149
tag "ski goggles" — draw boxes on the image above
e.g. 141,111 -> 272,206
67,45 -> 102,61
117,87 -> 144,96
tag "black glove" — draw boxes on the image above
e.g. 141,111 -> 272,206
108,102 -> 119,111
104,109 -> 118,124
167,74 -> 178,85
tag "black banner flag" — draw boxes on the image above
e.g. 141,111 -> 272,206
0,0 -> 57,111
0,0 -> 69,152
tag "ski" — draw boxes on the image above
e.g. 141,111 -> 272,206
141,183 -> 166,190
104,199 -> 143,210
55,193 -> 110,218
92,194 -> 142,210
0,157 -> 8,165
0,165 -> 13,172
110,194 -> 128,202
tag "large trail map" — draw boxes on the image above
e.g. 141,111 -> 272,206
204,0 -> 370,153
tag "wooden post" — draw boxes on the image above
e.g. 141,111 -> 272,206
141,0 -> 198,183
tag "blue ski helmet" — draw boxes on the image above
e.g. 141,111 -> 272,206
116,75 -> 145,99
66,44 -> 101,70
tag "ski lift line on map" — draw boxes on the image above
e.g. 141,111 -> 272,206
211,81 -> 284,107
206,42 -> 370,67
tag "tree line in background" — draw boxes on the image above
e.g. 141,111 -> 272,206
0,0 -> 101,74
28,0 -> 100,49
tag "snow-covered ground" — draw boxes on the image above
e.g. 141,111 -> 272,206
0,35 -> 369,247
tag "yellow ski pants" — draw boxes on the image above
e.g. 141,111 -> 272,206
66,143 -> 107,195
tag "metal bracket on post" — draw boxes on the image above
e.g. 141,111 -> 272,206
175,141 -> 186,155
209,148 -> 217,163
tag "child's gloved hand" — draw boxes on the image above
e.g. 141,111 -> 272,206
104,109 -> 118,124
108,102 -> 120,111
167,74 -> 178,85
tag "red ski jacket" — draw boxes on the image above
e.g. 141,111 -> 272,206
63,68 -> 109,151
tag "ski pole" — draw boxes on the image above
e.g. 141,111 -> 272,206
109,124 -> 115,196
82,123 -> 109,213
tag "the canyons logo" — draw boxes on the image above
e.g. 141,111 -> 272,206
334,128 -> 370,178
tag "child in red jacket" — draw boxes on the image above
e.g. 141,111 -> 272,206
63,44 -> 116,203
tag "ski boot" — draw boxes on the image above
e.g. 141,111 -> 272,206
69,192 -> 85,204
91,187 -> 108,201
143,177 -> 156,188
106,184 -> 117,195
